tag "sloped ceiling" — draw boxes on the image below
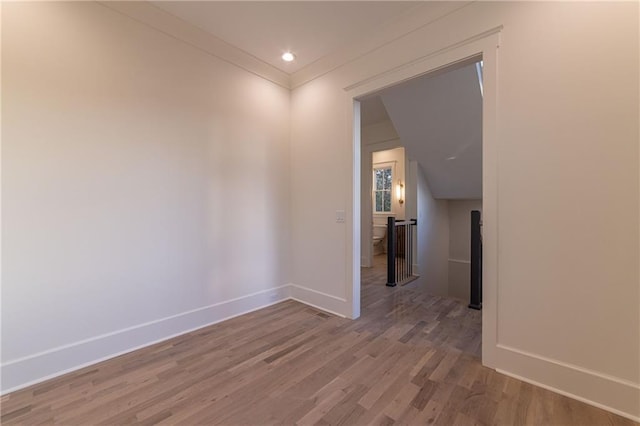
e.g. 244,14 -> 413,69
380,63 -> 482,199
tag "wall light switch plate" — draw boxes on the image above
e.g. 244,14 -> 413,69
336,210 -> 345,223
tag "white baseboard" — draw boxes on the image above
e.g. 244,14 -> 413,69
1,283 -> 352,395
0,285 -> 291,394
3,285 -> 638,423
289,284 -> 348,318
496,344 -> 640,422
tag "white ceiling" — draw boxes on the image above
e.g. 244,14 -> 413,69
151,1 -> 421,73
113,2 -> 481,199
380,62 -> 483,199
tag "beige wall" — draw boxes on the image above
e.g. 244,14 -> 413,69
362,120 -> 398,147
415,163 -> 449,296
1,1 -> 638,419
2,2 -> 291,391
290,1 -> 639,418
448,200 -> 483,301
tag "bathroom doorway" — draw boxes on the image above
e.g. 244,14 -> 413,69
361,145 -> 408,269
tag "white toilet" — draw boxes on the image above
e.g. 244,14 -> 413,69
372,225 -> 387,254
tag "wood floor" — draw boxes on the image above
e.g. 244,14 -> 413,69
2,258 -> 636,425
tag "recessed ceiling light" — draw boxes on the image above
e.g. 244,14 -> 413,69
281,52 -> 295,62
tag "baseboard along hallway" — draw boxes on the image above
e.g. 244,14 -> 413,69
1,265 -> 634,425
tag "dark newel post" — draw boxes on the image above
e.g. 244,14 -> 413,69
411,218 -> 417,277
386,216 -> 396,287
469,210 -> 482,310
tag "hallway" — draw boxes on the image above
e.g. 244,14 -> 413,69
361,254 -> 481,359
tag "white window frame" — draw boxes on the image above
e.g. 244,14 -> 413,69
372,161 -> 395,214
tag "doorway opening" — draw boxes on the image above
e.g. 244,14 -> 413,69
347,32 -> 498,367
357,59 -> 483,357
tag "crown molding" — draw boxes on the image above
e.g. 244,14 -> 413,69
290,2 -> 473,89
98,1 -> 291,89
98,1 -> 473,91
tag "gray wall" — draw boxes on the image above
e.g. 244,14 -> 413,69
415,163 -> 449,296
447,200 -> 483,301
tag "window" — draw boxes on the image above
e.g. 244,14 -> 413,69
373,164 -> 393,213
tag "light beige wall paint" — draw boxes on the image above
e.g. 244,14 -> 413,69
448,200 -> 482,301
448,200 -> 482,262
405,160 -> 418,271
2,0 -> 638,418
415,163 -> 449,296
362,120 -> 398,147
290,1 -> 639,418
2,1 -> 290,376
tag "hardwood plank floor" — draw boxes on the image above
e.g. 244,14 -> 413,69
1,256 -> 636,425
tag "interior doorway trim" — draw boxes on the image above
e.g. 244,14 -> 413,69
344,29 -> 501,368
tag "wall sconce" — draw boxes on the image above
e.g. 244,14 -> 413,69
396,181 -> 404,205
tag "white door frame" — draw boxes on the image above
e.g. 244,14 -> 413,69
345,29 -> 500,367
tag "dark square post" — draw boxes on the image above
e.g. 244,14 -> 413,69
386,216 -> 396,287
469,210 -> 482,309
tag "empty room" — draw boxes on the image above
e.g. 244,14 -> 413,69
1,1 -> 639,424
